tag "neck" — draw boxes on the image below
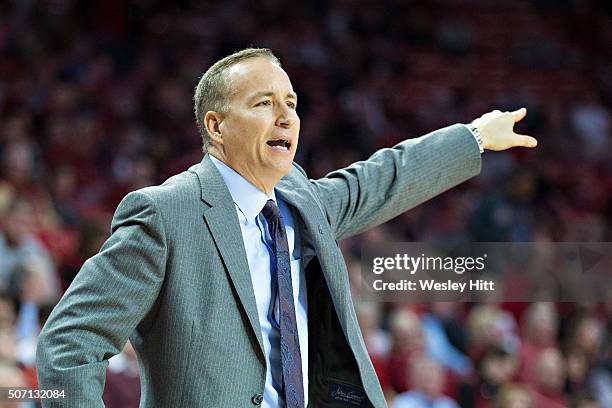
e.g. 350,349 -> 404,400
209,150 -> 279,195
247,174 -> 277,196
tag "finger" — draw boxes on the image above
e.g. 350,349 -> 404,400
516,134 -> 538,148
512,107 -> 527,122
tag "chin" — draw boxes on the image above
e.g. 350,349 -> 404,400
271,158 -> 294,174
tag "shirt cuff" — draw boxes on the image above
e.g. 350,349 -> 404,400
463,124 -> 484,154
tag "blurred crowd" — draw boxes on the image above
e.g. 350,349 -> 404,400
0,0 -> 610,407
352,299 -> 611,408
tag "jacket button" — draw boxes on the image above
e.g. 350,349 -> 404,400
251,393 -> 263,405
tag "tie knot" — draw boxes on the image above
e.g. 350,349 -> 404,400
261,199 -> 281,222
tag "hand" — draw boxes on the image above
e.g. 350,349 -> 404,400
472,108 -> 538,151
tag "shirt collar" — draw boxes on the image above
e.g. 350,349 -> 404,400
209,155 -> 276,223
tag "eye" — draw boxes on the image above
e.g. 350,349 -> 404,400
286,101 -> 296,109
256,100 -> 272,107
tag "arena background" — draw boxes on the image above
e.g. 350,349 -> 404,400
0,1 -> 610,407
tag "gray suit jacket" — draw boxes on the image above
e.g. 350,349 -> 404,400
36,124 -> 481,407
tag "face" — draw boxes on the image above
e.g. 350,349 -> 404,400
411,359 -> 444,398
536,349 -> 565,391
209,57 -> 300,192
4,200 -> 35,244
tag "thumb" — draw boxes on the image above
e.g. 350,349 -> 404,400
516,134 -> 538,148
512,107 -> 527,122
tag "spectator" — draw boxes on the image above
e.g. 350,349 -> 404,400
467,303 -> 520,360
392,357 -> 459,408
387,308 -> 425,393
0,293 -> 16,331
531,348 -> 568,408
588,330 -> 612,408
565,346 -> 590,397
0,197 -> 59,303
356,301 -> 393,398
356,302 -> 391,357
0,326 -> 17,363
459,346 -> 519,408
0,362 -> 29,408
569,93 -> 611,162
567,315 -> 604,365
422,302 -> 473,376
518,302 -> 559,383
493,384 -> 534,408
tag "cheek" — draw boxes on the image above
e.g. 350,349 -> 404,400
224,117 -> 265,151
243,116 -> 271,143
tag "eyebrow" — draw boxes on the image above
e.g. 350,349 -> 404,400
249,91 -> 298,102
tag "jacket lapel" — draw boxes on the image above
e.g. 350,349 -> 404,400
191,155 -> 265,357
276,176 -> 355,341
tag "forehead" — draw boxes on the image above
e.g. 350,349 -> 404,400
225,58 -> 294,99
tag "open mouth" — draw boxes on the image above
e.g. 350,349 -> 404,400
266,139 -> 291,151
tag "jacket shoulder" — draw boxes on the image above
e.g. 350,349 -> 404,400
129,169 -> 200,210
280,161 -> 310,188
291,161 -> 308,178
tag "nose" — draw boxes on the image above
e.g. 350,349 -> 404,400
275,104 -> 297,128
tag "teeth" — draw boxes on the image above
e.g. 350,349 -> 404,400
267,139 -> 290,149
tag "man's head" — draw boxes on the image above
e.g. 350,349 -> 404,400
478,346 -> 519,385
535,348 -> 566,392
193,48 -> 300,194
1,196 -> 36,246
522,302 -> 558,346
409,357 -> 445,399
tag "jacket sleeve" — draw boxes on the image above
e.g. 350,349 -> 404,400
36,190 -> 167,407
310,124 -> 482,241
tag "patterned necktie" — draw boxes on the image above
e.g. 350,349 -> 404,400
261,199 -> 305,408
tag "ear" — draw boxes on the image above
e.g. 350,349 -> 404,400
204,111 -> 224,146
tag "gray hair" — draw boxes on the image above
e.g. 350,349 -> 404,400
193,48 -> 281,151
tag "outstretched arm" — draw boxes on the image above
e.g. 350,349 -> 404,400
311,109 -> 536,241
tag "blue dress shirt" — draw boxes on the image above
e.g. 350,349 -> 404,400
211,156 -> 309,408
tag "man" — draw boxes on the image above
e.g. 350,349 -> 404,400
0,196 -> 59,304
391,357 -> 459,408
36,48 -> 537,407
